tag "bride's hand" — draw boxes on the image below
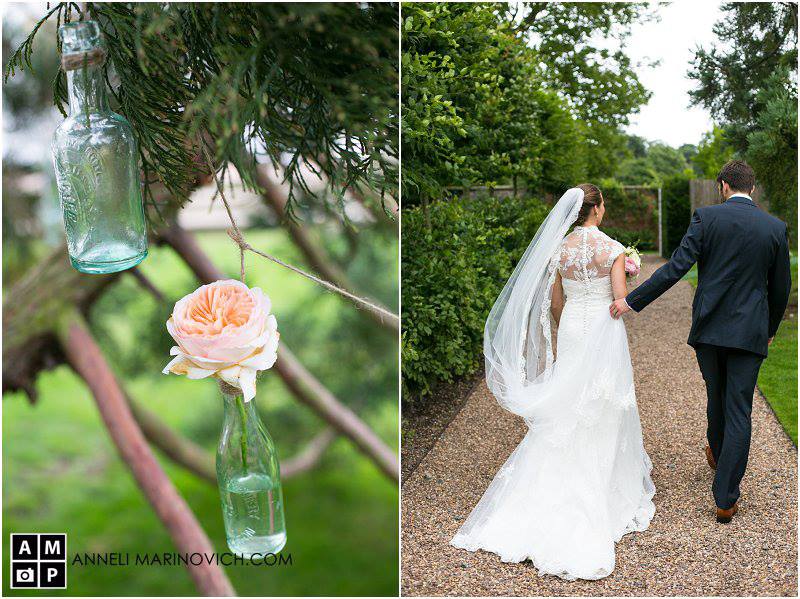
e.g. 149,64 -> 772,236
609,298 -> 631,319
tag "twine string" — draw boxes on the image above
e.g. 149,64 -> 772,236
199,144 -> 398,325
61,47 -> 106,71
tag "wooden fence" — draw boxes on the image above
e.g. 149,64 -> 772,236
690,179 -> 766,212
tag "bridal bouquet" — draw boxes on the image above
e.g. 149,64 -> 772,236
624,246 -> 641,279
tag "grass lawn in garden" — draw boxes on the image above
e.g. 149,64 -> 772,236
758,316 -> 798,444
683,254 -> 798,444
3,228 -> 399,596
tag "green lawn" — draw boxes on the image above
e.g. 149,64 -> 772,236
3,228 -> 399,596
758,316 -> 798,444
683,254 -> 798,444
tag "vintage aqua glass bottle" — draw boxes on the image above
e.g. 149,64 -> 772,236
217,382 -> 287,557
52,21 -> 148,274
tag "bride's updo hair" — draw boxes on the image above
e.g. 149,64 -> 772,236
574,183 -> 603,225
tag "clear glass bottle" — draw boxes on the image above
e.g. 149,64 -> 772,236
217,382 -> 287,557
52,21 -> 148,274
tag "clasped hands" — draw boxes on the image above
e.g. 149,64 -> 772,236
609,297 -> 631,320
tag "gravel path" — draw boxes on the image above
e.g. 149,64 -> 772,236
401,257 -> 798,596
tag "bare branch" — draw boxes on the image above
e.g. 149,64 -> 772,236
281,428 -> 337,478
159,223 -> 399,481
255,164 -> 397,333
274,347 -> 398,480
60,313 -> 236,597
125,393 -> 217,483
126,391 -> 335,482
128,266 -> 166,303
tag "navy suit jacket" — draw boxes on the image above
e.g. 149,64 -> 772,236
626,195 -> 791,357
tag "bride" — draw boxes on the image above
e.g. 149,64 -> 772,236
450,184 -> 655,581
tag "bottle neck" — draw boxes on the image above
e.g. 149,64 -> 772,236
221,385 -> 259,426
66,63 -> 109,115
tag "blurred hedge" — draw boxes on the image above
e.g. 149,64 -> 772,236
597,179 -> 658,251
401,195 -> 549,408
603,227 -> 655,251
662,173 -> 692,257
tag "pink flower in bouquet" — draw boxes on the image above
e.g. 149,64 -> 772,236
163,280 -> 279,401
624,256 -> 640,278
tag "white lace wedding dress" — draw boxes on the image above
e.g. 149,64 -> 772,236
451,224 -> 655,581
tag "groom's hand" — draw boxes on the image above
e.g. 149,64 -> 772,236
609,298 -> 631,319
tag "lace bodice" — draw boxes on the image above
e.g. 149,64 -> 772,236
552,226 -> 625,282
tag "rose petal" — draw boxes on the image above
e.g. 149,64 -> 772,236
162,354 -> 187,375
239,368 -> 257,402
217,365 -> 242,388
240,346 -> 278,371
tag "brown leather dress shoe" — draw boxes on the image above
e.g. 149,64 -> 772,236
716,502 -> 739,523
705,446 -> 717,470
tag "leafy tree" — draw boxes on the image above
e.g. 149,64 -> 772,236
689,1 -> 797,150
678,143 -> 698,166
401,3 -> 495,204
692,126 -> 735,179
647,143 -> 691,180
510,2 -> 655,176
616,157 -> 659,186
615,137 -> 691,186
626,135 -> 649,159
402,3 -> 651,205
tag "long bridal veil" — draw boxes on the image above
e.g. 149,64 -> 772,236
484,187 -> 583,416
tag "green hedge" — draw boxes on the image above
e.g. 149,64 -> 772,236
597,179 -> 658,251
662,174 -> 691,257
401,195 -> 549,408
602,227 -> 655,251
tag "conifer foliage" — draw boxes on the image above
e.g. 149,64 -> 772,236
6,2 -> 399,215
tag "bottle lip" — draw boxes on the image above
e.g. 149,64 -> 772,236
59,20 -> 103,55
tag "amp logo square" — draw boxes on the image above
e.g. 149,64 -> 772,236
10,533 -> 67,589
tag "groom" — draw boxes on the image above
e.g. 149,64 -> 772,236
609,160 -> 791,523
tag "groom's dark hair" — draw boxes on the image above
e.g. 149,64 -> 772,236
716,160 -> 755,194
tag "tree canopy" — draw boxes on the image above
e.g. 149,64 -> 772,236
691,126 -> 735,179
401,2 -> 652,205
689,1 -> 797,232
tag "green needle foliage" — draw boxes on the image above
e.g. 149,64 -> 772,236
689,2 -> 797,237
5,2 -> 398,219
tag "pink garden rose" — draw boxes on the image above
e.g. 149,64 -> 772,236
624,256 -> 640,278
163,280 -> 279,401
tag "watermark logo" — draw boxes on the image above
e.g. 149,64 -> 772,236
10,533 -> 67,589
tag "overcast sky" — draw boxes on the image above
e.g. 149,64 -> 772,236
623,1 -> 724,147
